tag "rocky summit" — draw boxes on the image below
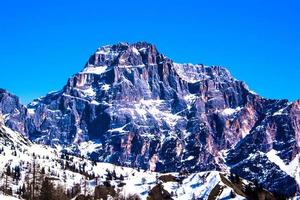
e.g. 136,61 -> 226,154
0,42 -> 299,197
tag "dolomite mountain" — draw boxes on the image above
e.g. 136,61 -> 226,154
0,42 -> 299,197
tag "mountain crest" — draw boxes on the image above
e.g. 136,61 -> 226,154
86,42 -> 160,69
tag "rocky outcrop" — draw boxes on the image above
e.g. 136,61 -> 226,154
227,100 -> 300,196
0,89 -> 31,136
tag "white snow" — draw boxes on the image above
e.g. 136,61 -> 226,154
184,94 -> 198,110
117,64 -> 145,68
273,108 -> 287,116
266,150 -> 300,184
169,171 -> 220,199
77,141 -> 102,157
82,87 -> 96,97
222,107 -> 241,116
138,47 -> 147,52
95,49 -> 111,55
27,108 -> 35,115
82,65 -> 108,75
135,107 -> 148,120
184,94 -> 197,102
107,124 -> 129,133
173,63 -> 203,83
186,156 -> 194,161
131,47 -> 140,55
90,100 -> 100,105
95,46 -> 119,57
218,187 -> 245,200
133,99 -> 182,127
101,84 -> 110,91
0,194 -> 19,200
28,101 -> 38,106
249,90 -> 257,95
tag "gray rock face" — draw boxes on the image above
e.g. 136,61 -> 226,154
227,100 -> 300,196
0,89 -> 30,136
0,42 -> 299,196
28,42 -> 255,170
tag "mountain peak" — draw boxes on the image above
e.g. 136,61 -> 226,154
96,41 -> 157,52
0,88 -> 12,96
85,42 -> 160,69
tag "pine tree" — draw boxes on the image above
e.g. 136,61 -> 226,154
32,155 -> 36,200
119,174 -> 124,181
6,165 -> 11,176
39,178 -> 55,200
21,183 -> 26,197
84,176 -> 87,196
95,176 -> 99,186
106,169 -> 112,180
111,169 -> 117,180
70,183 -> 81,198
13,165 -> 21,184
54,184 -> 68,200
141,177 -> 147,185
230,190 -> 236,198
22,172 -> 31,199
3,165 -> 12,195
41,167 -> 45,175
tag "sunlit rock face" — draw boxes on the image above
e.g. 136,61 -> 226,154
1,42 -> 298,196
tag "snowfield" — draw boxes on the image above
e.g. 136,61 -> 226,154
0,194 -> 19,200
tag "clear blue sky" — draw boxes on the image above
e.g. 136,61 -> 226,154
0,0 -> 299,104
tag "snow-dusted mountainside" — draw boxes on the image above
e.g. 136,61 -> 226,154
0,42 -> 299,198
0,120 -> 276,200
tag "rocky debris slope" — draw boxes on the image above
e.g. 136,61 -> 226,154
0,42 -> 299,197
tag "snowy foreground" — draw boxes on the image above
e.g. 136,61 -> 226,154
0,123 -> 298,200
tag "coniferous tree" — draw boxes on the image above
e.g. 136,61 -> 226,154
70,183 -> 81,198
119,174 -> 124,181
22,172 -> 31,199
39,178 -> 55,200
32,154 -> 36,200
106,169 -> 112,181
20,183 -> 26,197
3,165 -> 12,195
13,165 -> 21,184
41,167 -> 45,175
54,184 -> 68,200
230,190 -> 236,198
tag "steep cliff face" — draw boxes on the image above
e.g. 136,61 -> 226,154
27,42 -> 258,171
1,42 -> 299,196
226,100 -> 300,196
0,89 -> 30,136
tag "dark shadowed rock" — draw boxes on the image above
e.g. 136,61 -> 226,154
0,88 -> 30,136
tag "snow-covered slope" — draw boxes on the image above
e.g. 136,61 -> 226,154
0,121 -> 279,200
0,194 -> 19,200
